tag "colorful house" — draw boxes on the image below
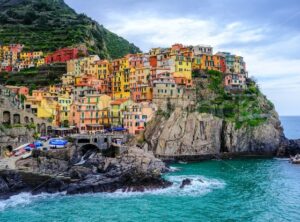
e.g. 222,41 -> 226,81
110,99 -> 133,126
70,94 -> 111,133
123,102 -> 157,134
58,96 -> 72,126
224,73 -> 247,90
45,46 -> 87,64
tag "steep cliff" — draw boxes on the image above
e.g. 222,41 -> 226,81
145,108 -> 283,159
144,72 -> 288,159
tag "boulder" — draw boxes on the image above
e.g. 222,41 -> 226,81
180,178 -> 192,189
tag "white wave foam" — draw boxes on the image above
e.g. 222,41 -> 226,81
0,192 -> 65,211
0,176 -> 225,209
89,175 -> 225,198
168,166 -> 181,172
163,175 -> 226,196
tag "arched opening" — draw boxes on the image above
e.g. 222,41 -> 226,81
80,144 -> 99,156
30,118 -> 34,123
3,111 -> 11,125
24,116 -> 29,123
13,114 -> 21,124
74,144 -> 99,166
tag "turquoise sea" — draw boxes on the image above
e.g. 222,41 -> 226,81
0,117 -> 299,222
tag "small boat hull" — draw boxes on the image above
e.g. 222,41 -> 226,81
290,155 -> 300,164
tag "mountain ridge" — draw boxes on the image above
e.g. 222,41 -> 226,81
0,0 -> 141,59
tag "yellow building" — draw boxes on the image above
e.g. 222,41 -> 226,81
37,97 -> 59,125
110,98 -> 133,126
112,69 -> 131,100
33,51 -> 43,59
111,57 -> 131,100
173,55 -> 192,80
24,90 -> 59,125
20,52 -> 32,61
35,58 -> 45,67
234,56 -> 243,74
192,56 -> 201,70
67,58 -> 82,76
58,96 -> 72,126
95,60 -> 111,80
61,74 -> 75,85
199,54 -> 215,70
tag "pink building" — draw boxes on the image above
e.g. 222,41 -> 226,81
224,74 -> 247,90
5,85 -> 29,96
123,102 -> 157,135
69,94 -> 111,133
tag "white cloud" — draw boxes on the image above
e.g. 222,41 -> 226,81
107,13 -> 266,51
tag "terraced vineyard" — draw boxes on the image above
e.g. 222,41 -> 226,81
0,0 -> 140,59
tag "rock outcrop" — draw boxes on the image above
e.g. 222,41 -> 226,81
0,126 -> 34,156
144,107 -> 285,159
277,139 -> 300,157
0,146 -> 171,198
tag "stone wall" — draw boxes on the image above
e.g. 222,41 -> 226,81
0,88 -> 52,133
0,126 -> 35,157
153,87 -> 196,111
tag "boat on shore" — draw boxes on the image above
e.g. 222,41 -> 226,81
290,154 -> 300,164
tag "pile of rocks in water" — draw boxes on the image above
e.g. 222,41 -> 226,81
0,146 -> 172,198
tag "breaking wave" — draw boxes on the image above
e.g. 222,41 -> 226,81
0,192 -> 66,212
96,175 -> 225,198
0,176 -> 225,210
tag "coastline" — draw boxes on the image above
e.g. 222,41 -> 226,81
158,152 -> 276,163
0,151 -> 289,200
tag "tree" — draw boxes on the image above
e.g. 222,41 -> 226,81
23,12 -> 37,25
0,14 -> 8,24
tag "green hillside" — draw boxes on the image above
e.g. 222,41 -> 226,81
0,0 -> 141,59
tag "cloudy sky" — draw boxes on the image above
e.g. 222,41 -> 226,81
65,0 -> 300,116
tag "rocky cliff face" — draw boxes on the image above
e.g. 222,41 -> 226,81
0,146 -> 170,198
144,107 -> 285,159
0,126 -> 34,156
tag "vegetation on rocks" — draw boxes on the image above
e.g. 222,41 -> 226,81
0,63 -> 66,89
196,70 -> 274,129
0,0 -> 141,59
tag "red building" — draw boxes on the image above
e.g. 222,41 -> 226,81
5,66 -> 12,72
149,56 -> 157,67
220,57 -> 226,73
45,46 -> 87,64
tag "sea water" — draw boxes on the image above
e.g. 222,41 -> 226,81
0,117 -> 299,222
